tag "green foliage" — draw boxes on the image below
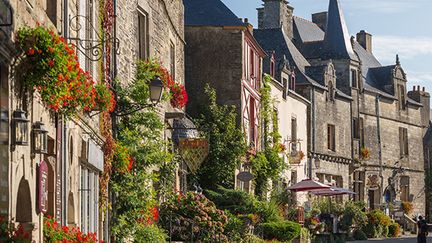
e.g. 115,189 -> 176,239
339,200 -> 368,231
253,75 -> 285,198
352,229 -> 368,240
133,224 -> 167,243
361,210 -> 392,239
224,211 -> 247,241
159,192 -> 229,242
388,223 -> 401,237
194,85 -> 247,189
110,60 -> 174,241
312,199 -> 343,216
259,220 -> 301,242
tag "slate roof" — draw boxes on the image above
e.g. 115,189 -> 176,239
254,28 -> 325,89
183,0 -> 245,27
322,0 -> 356,60
293,16 -> 324,43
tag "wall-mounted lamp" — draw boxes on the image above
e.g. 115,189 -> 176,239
149,76 -> 164,104
12,110 -> 29,146
33,122 -> 48,154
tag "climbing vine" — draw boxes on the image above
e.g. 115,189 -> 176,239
252,74 -> 285,198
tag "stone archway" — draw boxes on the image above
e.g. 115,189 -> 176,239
16,178 -> 32,223
68,191 -> 76,226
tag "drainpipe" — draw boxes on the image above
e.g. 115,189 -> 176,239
309,87 -> 315,179
62,0 -> 69,226
376,95 -> 384,203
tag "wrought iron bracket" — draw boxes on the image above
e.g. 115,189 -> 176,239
67,15 -> 119,61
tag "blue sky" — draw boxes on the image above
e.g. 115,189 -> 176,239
221,0 -> 432,92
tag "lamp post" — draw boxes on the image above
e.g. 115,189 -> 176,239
33,122 -> 48,154
12,109 -> 29,146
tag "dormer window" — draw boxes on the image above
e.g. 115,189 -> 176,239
328,81 -> 335,101
397,84 -> 406,110
289,72 -> 296,91
351,69 -> 358,89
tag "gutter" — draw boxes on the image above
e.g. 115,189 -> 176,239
309,86 -> 315,179
375,95 -> 384,201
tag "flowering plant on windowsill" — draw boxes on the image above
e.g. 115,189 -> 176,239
159,66 -> 188,109
360,147 -> 370,160
43,216 -> 100,242
16,26 -> 115,116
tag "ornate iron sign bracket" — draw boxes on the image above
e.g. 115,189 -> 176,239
67,15 -> 119,61
0,0 -> 13,27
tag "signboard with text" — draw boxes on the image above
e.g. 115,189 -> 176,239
38,160 -> 48,214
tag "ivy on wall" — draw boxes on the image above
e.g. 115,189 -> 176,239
252,74 -> 285,199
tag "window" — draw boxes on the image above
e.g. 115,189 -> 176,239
353,118 -> 360,139
289,73 -> 295,91
282,78 -> 288,100
270,58 -> 275,77
138,9 -> 149,60
328,81 -> 335,101
45,0 -> 57,25
397,84 -> 406,110
291,117 -> 297,151
400,176 -> 410,202
327,124 -> 336,151
399,127 -> 409,157
170,42 -> 175,80
250,48 -> 255,78
353,171 -> 365,201
359,118 -> 364,148
351,69 -> 358,88
249,98 -> 256,147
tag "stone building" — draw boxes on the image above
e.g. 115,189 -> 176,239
115,0 -> 187,192
183,0 -> 266,192
0,0 -> 110,241
255,0 -> 428,215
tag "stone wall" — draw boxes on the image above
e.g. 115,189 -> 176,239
116,0 -> 185,86
185,26 -> 243,118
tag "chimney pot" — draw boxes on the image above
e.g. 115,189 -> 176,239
423,87 -> 426,92
413,86 -> 416,91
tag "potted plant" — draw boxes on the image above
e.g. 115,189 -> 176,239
360,147 -> 370,160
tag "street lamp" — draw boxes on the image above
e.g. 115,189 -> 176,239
12,109 -> 29,146
115,76 -> 165,117
33,122 -> 48,154
149,76 -> 164,104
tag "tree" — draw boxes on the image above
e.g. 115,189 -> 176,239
193,85 -> 247,190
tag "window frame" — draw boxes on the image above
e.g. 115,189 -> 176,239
138,8 -> 150,60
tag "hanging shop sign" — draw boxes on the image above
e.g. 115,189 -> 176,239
38,160 -> 48,214
237,171 -> 254,182
366,174 -> 380,190
178,138 -> 209,173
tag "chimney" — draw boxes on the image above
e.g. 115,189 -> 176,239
312,12 -> 327,31
408,86 -> 430,133
258,0 -> 294,39
356,30 -> 372,53
244,18 -> 254,33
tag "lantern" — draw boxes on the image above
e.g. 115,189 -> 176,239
12,110 -> 29,146
33,122 -> 48,154
149,76 -> 164,104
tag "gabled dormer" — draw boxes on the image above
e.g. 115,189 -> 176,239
305,61 -> 336,101
393,57 -> 407,110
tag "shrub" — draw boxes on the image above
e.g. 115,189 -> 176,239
353,229 -> 368,240
159,192 -> 228,242
224,211 -> 247,241
339,200 -> 368,231
205,186 -> 257,215
0,215 -> 31,242
259,220 -> 301,242
134,224 -> 167,242
388,223 -> 401,237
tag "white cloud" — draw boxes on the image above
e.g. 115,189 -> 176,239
343,0 -> 428,14
372,36 -> 432,63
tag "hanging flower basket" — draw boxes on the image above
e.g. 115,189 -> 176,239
15,26 -> 115,116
